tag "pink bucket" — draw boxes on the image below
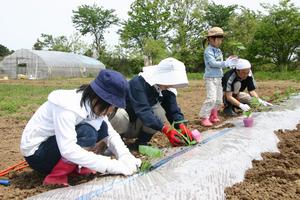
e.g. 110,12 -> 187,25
243,117 -> 254,127
191,129 -> 201,142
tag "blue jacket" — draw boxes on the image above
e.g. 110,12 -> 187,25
126,75 -> 184,131
204,44 -> 226,78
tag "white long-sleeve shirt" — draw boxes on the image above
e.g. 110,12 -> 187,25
20,89 -> 130,173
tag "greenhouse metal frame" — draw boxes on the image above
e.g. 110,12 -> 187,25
0,49 -> 105,79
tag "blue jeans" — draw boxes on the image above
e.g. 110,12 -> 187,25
25,122 -> 108,174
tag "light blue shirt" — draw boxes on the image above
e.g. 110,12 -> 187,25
204,44 -> 226,78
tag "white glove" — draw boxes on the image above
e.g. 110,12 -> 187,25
106,159 -> 136,176
239,103 -> 251,111
224,57 -> 238,68
258,98 -> 273,106
119,153 -> 142,173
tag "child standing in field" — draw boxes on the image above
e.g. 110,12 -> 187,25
199,27 -> 237,127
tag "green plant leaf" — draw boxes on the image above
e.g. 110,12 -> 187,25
140,160 -> 152,172
138,145 -> 163,158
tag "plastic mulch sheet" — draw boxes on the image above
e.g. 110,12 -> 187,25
28,95 -> 300,200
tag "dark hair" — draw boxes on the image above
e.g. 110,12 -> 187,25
77,84 -> 111,118
203,35 -> 224,48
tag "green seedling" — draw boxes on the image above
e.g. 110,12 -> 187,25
243,110 -> 252,118
140,160 -> 152,172
138,145 -> 163,158
138,146 -> 162,172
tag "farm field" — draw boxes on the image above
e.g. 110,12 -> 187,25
0,79 -> 299,199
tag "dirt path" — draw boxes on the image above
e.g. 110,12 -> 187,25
0,80 -> 299,199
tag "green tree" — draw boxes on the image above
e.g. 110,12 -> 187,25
203,2 -> 237,30
33,34 -> 70,52
143,38 -> 168,65
33,33 -> 90,54
168,0 -> 207,71
226,7 -> 259,58
72,4 -> 119,56
0,44 -> 11,57
120,0 -> 171,65
250,0 -> 300,70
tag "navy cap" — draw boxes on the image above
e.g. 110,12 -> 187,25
90,69 -> 128,108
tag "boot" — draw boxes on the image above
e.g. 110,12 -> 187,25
43,158 -> 77,186
209,108 -> 220,123
200,118 -> 213,127
129,132 -> 154,151
223,106 -> 237,116
76,166 -> 97,175
136,132 -> 154,146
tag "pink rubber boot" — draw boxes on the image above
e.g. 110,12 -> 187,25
43,158 -> 77,186
200,118 -> 213,127
76,167 -> 97,175
209,108 -> 220,123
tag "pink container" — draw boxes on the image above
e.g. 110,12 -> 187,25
191,129 -> 201,142
243,117 -> 254,127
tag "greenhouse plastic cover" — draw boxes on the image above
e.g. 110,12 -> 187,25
28,95 -> 300,200
15,49 -> 104,68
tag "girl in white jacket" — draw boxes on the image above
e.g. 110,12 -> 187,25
20,69 -> 141,186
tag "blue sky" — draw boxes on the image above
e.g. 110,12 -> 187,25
0,0 -> 299,51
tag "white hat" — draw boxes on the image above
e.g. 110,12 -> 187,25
139,57 -> 189,88
235,58 -> 251,70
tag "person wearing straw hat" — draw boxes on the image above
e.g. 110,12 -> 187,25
222,58 -> 273,116
198,27 -> 238,127
110,57 -> 195,147
20,69 -> 141,186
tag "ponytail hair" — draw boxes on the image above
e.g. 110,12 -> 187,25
202,37 -> 208,48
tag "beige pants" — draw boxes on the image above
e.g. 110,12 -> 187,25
237,92 -> 252,104
199,78 -> 223,118
110,103 -> 167,138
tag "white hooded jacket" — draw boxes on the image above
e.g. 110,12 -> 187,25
20,89 -> 130,173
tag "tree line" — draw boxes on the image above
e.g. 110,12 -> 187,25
1,0 -> 299,75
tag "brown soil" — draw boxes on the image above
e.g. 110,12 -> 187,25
0,80 -> 299,199
225,124 -> 300,200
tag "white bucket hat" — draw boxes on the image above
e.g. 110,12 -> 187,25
235,58 -> 251,70
139,57 -> 189,88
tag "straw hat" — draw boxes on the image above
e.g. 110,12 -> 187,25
206,27 -> 225,37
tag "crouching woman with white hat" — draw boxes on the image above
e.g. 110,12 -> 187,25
20,69 -> 141,186
110,57 -> 195,147
222,59 -> 273,116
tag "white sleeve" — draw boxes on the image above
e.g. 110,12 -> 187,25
103,117 -> 130,159
52,105 -> 112,173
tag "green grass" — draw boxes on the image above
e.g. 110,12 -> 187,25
253,70 -> 300,81
187,72 -> 204,80
187,70 -> 300,81
0,79 -> 90,118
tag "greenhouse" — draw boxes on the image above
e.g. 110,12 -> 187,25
0,49 -> 105,79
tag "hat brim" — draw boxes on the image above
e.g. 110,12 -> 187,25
152,71 -> 189,88
90,81 -> 126,108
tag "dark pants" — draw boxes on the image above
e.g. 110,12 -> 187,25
25,122 -> 108,174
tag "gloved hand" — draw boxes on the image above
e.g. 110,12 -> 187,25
119,153 -> 142,173
239,103 -> 251,111
162,125 -> 184,147
258,98 -> 273,106
178,123 -> 194,142
224,57 -> 238,68
106,159 -> 137,176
